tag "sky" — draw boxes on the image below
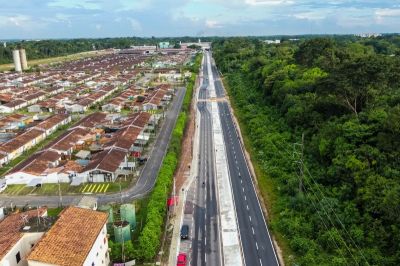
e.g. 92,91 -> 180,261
0,0 -> 399,39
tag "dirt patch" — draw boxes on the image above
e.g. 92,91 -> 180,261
175,81 -> 197,190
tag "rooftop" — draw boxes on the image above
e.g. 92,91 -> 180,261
0,208 -> 47,259
27,206 -> 108,266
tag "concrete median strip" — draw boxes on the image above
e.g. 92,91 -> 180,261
211,101 -> 243,266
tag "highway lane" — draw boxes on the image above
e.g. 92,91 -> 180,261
191,53 -> 221,266
219,102 -> 279,266
208,51 -> 279,266
0,87 -> 186,207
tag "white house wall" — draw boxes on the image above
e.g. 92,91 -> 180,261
0,233 -> 44,266
82,224 -> 110,266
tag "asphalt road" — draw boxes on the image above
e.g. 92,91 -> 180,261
0,87 -> 186,207
191,54 -> 221,266
210,52 -> 280,266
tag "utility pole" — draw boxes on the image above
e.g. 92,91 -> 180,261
119,179 -> 123,204
58,180 -> 63,207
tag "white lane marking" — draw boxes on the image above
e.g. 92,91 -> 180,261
252,227 -> 255,235
244,195 -> 247,201
256,242 -> 259,250
260,258 -> 263,266
249,216 -> 252,222
246,205 -> 249,210
242,187 -> 245,192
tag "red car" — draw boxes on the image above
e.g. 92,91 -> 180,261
177,253 -> 187,265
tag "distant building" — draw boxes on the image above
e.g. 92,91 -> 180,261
126,45 -> 157,54
27,206 -> 109,266
159,42 -> 170,49
181,41 -> 211,51
264,40 -> 281,44
355,33 -> 382,38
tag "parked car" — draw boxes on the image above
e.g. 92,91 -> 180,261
180,224 -> 189,239
0,179 -> 7,193
177,253 -> 187,266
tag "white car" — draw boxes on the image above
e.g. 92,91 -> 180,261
0,179 -> 7,193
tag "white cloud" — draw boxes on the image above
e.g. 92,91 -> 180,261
375,8 -> 400,17
128,18 -> 142,32
0,15 -> 34,27
95,24 -> 102,30
293,11 -> 327,20
48,0 -> 100,10
205,20 -> 223,28
375,8 -> 400,24
245,0 -> 294,6
336,15 -> 372,28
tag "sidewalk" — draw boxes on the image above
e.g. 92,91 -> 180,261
167,56 -> 203,266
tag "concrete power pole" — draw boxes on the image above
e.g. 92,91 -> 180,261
58,181 -> 63,207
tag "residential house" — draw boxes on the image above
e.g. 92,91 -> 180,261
0,208 -> 48,266
27,206 -> 109,266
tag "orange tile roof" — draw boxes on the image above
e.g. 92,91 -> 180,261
0,208 -> 47,259
28,206 -> 108,266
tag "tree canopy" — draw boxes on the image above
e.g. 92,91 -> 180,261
213,35 -> 400,265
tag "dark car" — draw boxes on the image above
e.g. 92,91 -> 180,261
180,225 -> 189,239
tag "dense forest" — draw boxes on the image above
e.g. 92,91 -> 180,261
212,35 -> 400,265
0,36 -> 215,64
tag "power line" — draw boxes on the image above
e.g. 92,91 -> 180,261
268,137 -> 364,264
298,165 -> 360,265
299,180 -> 348,263
303,166 -> 370,265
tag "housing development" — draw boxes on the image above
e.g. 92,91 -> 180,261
0,36 -> 285,266
1,3 -> 399,265
0,43 -> 205,265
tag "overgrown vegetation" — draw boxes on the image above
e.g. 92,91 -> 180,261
213,36 -> 400,265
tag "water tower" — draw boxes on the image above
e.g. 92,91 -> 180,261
19,49 -> 28,70
12,50 -> 22,72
